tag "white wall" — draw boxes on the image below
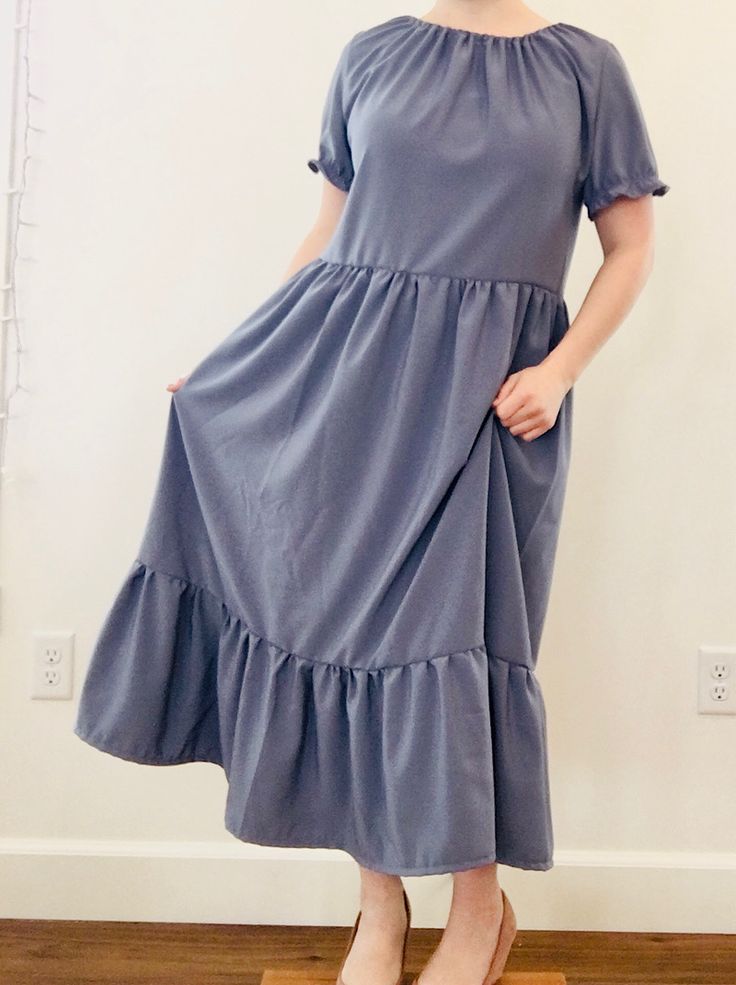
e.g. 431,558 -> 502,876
1,1 -> 734,931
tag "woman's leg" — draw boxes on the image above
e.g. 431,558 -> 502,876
416,862 -> 504,985
338,864 -> 409,985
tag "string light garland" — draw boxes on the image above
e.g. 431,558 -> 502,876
1,0 -> 36,486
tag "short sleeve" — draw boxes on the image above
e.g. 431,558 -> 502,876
582,41 -> 670,221
307,40 -> 355,192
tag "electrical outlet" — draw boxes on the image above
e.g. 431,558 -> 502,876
31,632 -> 74,700
698,645 -> 736,715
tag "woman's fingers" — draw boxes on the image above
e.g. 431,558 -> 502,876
491,372 -> 518,408
493,364 -> 566,441
165,375 -> 189,393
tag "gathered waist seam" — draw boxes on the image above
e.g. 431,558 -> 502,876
317,256 -> 561,299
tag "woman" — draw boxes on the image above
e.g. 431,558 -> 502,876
74,2 -> 670,984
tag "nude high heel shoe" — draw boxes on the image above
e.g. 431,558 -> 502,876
336,886 -> 412,985
410,887 -> 517,985
481,889 -> 517,984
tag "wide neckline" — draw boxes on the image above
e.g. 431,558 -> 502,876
404,14 -> 567,41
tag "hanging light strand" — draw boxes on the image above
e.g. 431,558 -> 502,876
1,0 -> 38,484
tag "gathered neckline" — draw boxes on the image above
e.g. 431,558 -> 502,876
403,14 -> 568,41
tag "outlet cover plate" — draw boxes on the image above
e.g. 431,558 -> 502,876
31,631 -> 74,700
698,644 -> 736,715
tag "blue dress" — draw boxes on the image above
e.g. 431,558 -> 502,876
73,15 -> 669,875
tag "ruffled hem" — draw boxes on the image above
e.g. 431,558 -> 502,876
73,558 -> 555,874
585,172 -> 671,220
307,156 -> 353,192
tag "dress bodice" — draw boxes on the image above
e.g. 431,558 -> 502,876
308,16 -> 669,296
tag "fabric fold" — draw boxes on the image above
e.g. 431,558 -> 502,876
307,156 -> 352,192
74,558 -> 554,873
585,171 -> 671,220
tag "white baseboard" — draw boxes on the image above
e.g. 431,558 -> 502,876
1,839 -> 734,933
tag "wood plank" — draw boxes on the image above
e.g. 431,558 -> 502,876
261,971 -> 566,985
4,919 -> 735,984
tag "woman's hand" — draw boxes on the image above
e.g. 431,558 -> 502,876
166,375 -> 189,393
491,361 -> 571,442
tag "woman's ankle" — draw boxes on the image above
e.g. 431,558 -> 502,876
357,864 -> 405,916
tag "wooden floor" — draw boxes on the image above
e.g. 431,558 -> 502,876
262,973 -> 566,985
1,920 -> 735,985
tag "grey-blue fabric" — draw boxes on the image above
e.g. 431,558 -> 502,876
74,15 -> 669,875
